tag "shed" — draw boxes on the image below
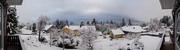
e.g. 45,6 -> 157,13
43,25 -> 55,33
109,29 -> 125,38
62,26 -> 96,36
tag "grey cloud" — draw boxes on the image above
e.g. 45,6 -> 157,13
16,0 -> 171,24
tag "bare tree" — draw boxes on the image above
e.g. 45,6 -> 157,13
80,27 -> 97,50
37,15 -> 51,40
148,23 -> 159,32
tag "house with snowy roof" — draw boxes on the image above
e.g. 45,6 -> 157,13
121,26 -> 148,39
43,25 -> 55,33
109,29 -> 125,38
121,26 -> 148,33
61,26 -> 96,36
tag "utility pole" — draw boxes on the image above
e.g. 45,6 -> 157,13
62,29 -> 65,50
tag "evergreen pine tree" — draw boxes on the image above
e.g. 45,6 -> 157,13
7,7 -> 18,34
110,20 -> 113,24
70,22 -> 74,25
80,21 -> 84,27
128,19 -> 132,26
55,19 -> 60,29
91,18 -> 97,25
32,23 -> 36,32
106,20 -> 109,24
121,18 -> 126,26
100,21 -> 103,24
87,20 -> 90,25
66,20 -> 69,27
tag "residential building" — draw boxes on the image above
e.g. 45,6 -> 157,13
109,29 -> 125,38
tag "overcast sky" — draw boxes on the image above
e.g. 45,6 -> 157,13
16,0 -> 172,24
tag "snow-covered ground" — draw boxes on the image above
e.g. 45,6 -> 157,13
93,35 -> 163,50
19,31 -> 165,50
19,35 -> 80,50
21,27 -> 33,34
19,26 -> 168,50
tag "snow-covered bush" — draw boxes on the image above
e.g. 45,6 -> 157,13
76,40 -> 79,46
148,23 -> 159,32
80,26 -> 98,49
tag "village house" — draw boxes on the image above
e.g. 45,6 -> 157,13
109,29 -> 125,38
61,26 -> 96,36
43,25 -> 56,33
121,26 -> 148,33
121,26 -> 148,39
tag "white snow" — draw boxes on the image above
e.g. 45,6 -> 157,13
121,26 -> 147,33
96,31 -> 102,36
19,32 -> 164,50
93,34 -> 163,50
139,36 -> 161,50
21,27 -> 32,34
65,26 -> 81,30
19,25 -> 165,50
165,37 -> 171,42
19,35 -> 64,50
65,26 -> 96,31
141,31 -> 162,35
111,29 -> 125,35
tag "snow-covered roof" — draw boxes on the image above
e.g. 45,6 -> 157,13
65,26 -> 81,30
96,31 -> 102,35
121,26 -> 147,33
111,29 -> 125,35
65,26 -> 96,31
44,25 -> 53,30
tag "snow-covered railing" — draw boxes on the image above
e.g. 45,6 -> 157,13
156,32 -> 165,50
19,35 -> 26,50
7,35 -> 22,50
7,35 -> 21,45
169,30 -> 174,42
